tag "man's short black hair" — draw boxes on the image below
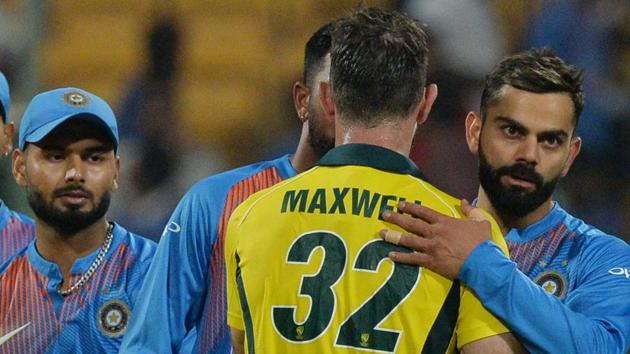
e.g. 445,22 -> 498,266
481,48 -> 585,126
330,7 -> 429,125
303,21 -> 335,88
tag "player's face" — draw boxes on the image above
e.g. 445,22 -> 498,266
307,55 -> 335,157
13,120 -> 119,235
468,85 -> 581,219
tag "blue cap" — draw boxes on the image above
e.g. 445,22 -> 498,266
0,72 -> 10,122
19,87 -> 119,150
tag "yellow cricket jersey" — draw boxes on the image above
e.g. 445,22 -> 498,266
225,144 -> 510,353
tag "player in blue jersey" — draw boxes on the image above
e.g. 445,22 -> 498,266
120,21 -> 337,354
380,48 -> 630,353
0,71 -> 36,264
0,87 -> 156,353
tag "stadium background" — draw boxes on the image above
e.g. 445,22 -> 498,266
0,0 -> 628,243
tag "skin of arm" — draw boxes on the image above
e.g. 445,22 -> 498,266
231,328 -> 245,354
461,333 -> 527,354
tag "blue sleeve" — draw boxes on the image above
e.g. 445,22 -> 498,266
124,234 -> 158,307
460,241 -> 630,354
120,186 -> 216,353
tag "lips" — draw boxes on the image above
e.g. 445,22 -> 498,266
58,193 -> 89,205
509,172 -> 536,183
502,175 -> 536,189
54,186 -> 92,205
59,190 -> 88,198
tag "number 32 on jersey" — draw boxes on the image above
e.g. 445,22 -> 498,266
272,231 -> 421,352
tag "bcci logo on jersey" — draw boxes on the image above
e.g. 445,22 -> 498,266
534,270 -> 567,299
98,300 -> 131,337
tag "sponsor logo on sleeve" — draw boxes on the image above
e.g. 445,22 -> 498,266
161,221 -> 181,237
608,267 -> 630,279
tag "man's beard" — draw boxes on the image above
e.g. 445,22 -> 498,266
27,184 -> 110,236
307,104 -> 335,158
478,145 -> 559,220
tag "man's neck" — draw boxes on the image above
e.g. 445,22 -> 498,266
336,119 -> 416,157
291,124 -> 323,174
34,218 -> 109,283
476,188 -> 554,235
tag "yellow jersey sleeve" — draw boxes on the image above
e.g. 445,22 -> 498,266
455,209 -> 511,348
225,204 -> 245,331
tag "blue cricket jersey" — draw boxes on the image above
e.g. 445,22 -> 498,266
0,201 -> 35,265
0,223 -> 156,353
460,202 -> 630,353
120,155 -> 297,353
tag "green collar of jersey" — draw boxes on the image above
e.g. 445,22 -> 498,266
318,144 -> 426,179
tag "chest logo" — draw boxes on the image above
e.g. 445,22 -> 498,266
98,299 -> 130,337
534,270 -> 567,299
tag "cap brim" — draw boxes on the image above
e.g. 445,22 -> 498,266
22,113 -> 118,150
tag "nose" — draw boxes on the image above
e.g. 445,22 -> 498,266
64,155 -> 85,183
515,135 -> 539,166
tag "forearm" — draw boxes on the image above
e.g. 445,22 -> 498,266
460,241 -> 627,354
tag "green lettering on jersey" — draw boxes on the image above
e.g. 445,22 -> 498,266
351,188 -> 381,218
281,189 -> 309,213
308,188 -> 327,214
377,195 -> 398,221
272,232 -> 346,342
329,187 -> 349,214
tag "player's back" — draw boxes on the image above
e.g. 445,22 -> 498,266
226,144 -> 508,353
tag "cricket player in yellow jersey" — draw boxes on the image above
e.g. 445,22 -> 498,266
225,8 -> 525,354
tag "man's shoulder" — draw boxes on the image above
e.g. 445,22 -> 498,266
8,209 -> 35,226
410,178 -> 464,217
559,208 -> 629,260
0,248 -> 30,278
228,168 -> 317,226
0,204 -> 36,229
0,207 -> 36,265
186,156 -> 293,199
112,223 -> 158,262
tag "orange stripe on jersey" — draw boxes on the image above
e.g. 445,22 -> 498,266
197,166 -> 284,352
508,223 -> 574,275
0,254 -> 58,353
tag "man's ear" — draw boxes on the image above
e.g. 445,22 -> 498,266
2,121 -> 15,155
465,111 -> 482,154
318,81 -> 336,119
415,84 -> 438,125
561,136 -> 581,177
12,149 -> 27,187
112,156 -> 121,191
292,81 -> 310,123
